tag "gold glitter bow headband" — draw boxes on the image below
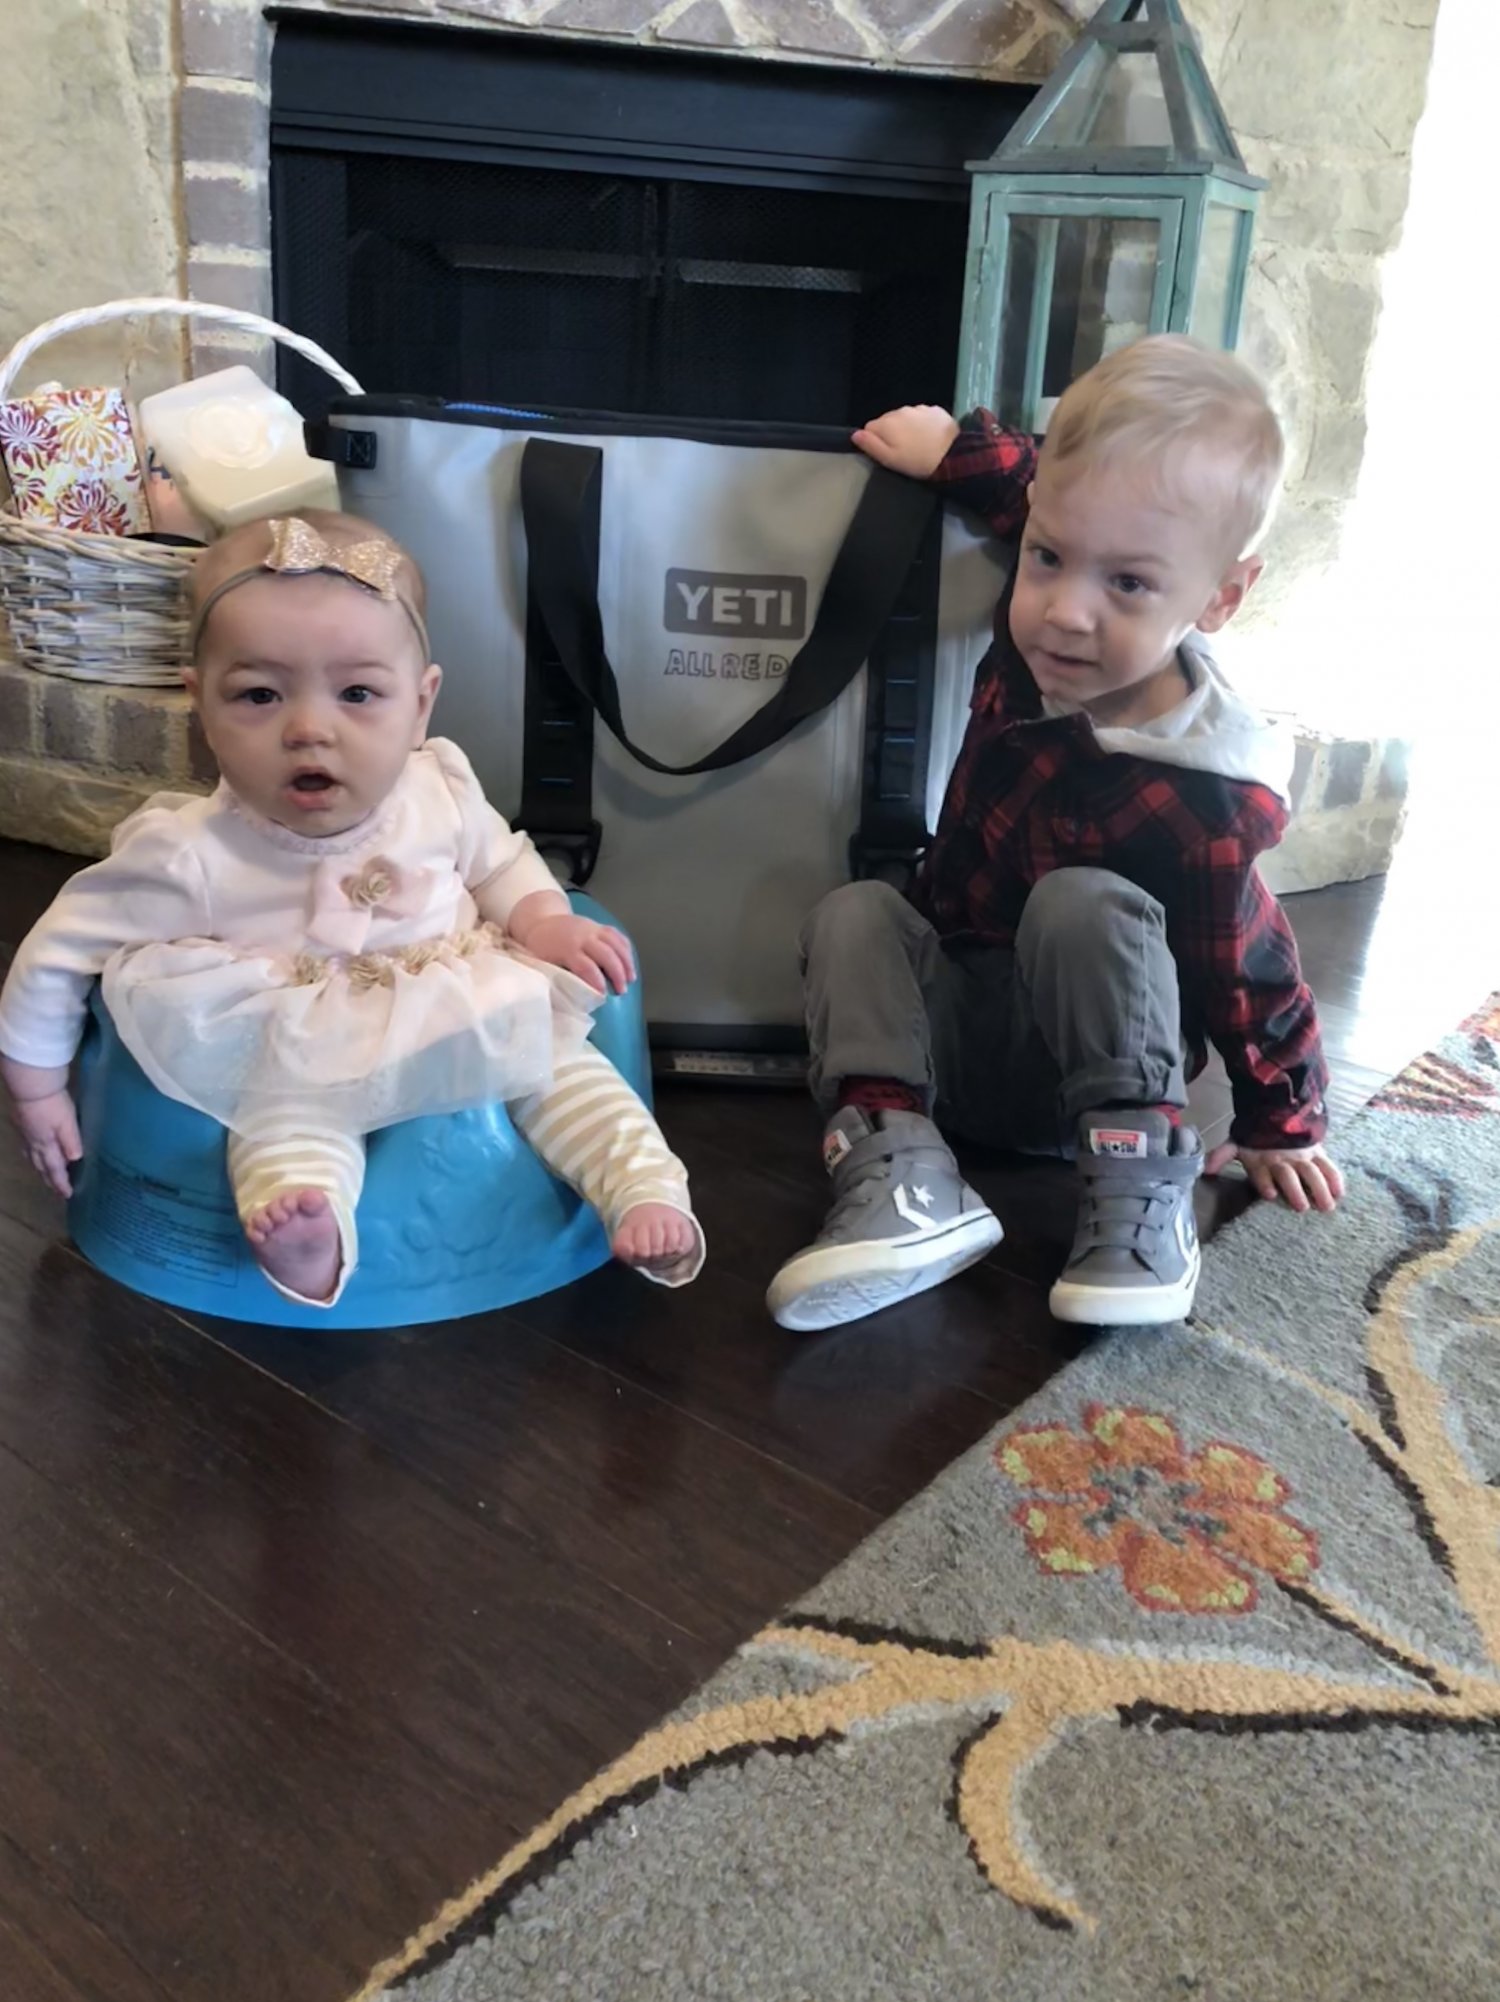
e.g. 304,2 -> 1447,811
189,516 -> 431,658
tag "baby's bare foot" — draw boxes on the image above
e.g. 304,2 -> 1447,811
246,1188 -> 341,1303
612,1201 -> 698,1276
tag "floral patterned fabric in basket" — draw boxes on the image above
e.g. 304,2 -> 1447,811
0,386 -> 147,535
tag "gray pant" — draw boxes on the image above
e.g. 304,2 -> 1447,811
801,869 -> 1187,1154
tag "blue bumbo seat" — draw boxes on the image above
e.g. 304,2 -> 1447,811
67,897 -> 651,1329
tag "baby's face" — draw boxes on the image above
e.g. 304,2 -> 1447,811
1009,452 -> 1259,728
188,575 -> 441,835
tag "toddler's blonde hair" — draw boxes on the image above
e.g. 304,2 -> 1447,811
1043,335 -> 1284,564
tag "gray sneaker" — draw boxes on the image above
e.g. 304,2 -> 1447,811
1049,1109 -> 1203,1327
767,1108 -> 1003,1333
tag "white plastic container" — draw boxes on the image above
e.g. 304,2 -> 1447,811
137,365 -> 339,529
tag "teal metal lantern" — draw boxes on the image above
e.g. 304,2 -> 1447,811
956,0 -> 1263,432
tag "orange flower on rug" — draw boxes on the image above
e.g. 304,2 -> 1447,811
998,1404 -> 1319,1614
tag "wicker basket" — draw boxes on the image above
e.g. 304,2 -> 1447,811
0,298 -> 361,688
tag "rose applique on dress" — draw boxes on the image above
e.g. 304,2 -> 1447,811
306,854 -> 431,953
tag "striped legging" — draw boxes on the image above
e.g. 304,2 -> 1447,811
226,1046 -> 702,1307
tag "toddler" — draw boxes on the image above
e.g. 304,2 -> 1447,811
769,336 -> 1340,1334
0,511 -> 703,1307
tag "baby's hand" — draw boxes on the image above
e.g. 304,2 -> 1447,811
1205,1141 -> 1343,1214
519,913 -> 636,996
851,405 -> 960,480
8,1083 -> 83,1197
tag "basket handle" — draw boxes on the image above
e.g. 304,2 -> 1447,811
0,297 -> 362,402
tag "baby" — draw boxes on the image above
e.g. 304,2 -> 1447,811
0,511 -> 703,1307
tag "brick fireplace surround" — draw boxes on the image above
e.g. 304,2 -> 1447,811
0,0 -> 1436,891
176,0 -> 1069,384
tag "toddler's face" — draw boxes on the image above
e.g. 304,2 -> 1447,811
1009,452 -> 1259,728
188,576 -> 441,835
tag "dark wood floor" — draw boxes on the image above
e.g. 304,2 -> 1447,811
0,833 -> 1492,2002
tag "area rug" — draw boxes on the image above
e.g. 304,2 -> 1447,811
352,998 -> 1500,2002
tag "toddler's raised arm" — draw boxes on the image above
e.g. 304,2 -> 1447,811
852,405 -> 1038,542
926,410 -> 1039,541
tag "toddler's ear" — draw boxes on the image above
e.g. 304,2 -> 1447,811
181,666 -> 200,701
1196,554 -> 1264,635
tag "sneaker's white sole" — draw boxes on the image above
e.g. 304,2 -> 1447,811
1048,1243 -> 1202,1327
767,1210 -> 1004,1333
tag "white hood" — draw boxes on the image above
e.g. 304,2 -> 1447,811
1042,636 -> 1294,804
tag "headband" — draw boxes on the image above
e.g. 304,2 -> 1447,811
189,516 -> 431,660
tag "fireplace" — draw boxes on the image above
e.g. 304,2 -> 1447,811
269,15 -> 1027,425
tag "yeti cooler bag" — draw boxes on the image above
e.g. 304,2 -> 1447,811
313,400 -> 1006,1051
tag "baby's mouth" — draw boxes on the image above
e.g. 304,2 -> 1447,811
290,770 -> 336,793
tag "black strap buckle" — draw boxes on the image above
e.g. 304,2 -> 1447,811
849,827 -> 929,885
527,819 -> 603,889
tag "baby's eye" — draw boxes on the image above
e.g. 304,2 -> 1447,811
1112,573 -> 1151,597
340,685 -> 377,705
1026,543 -> 1061,570
235,687 -> 278,706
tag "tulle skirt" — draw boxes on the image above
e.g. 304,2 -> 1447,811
101,925 -> 600,1137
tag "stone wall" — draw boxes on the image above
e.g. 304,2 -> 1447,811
1186,0 -> 1441,644
0,0 -> 185,396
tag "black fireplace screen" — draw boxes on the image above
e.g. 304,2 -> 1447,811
270,17 -> 1026,427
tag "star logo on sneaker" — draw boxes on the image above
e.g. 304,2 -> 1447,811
913,1184 -> 934,1209
823,1128 -> 854,1173
1090,1127 -> 1150,1158
893,1183 -> 939,1231
1175,1206 -> 1197,1258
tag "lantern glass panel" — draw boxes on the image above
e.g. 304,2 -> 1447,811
994,219 -> 1039,424
1088,51 -> 1173,149
1025,44 -> 1111,150
1058,213 -> 1160,369
1184,86 -> 1221,158
1181,42 -> 1236,156
994,211 -> 1161,426
1189,203 -> 1241,346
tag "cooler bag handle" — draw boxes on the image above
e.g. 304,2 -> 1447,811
519,437 -> 940,778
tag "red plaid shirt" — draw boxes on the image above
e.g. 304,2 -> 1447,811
915,413 -> 1329,1150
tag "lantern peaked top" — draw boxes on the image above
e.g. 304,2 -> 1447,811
980,0 -> 1263,188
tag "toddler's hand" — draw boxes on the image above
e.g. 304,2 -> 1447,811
1205,1141 -> 1343,1214
852,405 -> 960,480
519,913 -> 636,996
10,1086 -> 83,1197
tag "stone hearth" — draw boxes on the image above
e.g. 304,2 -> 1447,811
1259,729 -> 1408,898
0,664 -> 216,855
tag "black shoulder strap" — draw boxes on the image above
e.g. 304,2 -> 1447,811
852,498 -> 943,881
516,436 -> 941,875
517,554 -> 601,885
